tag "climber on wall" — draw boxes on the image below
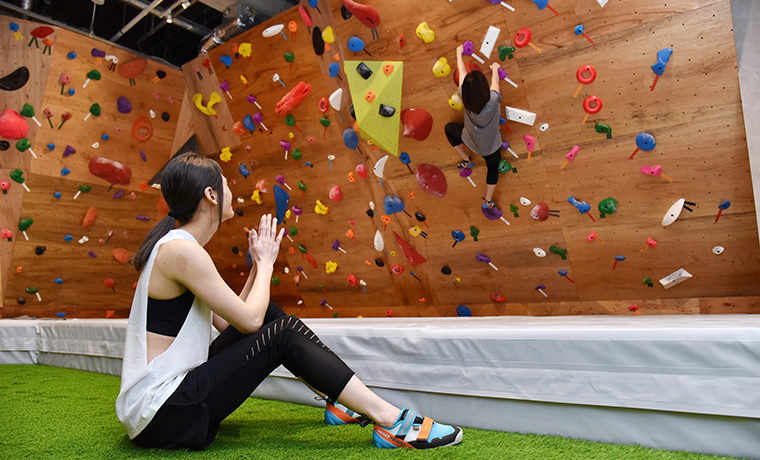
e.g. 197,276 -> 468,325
445,44 -> 504,209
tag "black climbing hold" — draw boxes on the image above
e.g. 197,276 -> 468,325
0,140 -> 10,151
356,62 -> 372,80
35,245 -> 46,255
312,27 -> 325,56
378,104 -> 395,117
161,112 -> 170,122
375,258 -> 385,267
441,266 -> 452,275
341,5 -> 352,19
0,67 -> 30,91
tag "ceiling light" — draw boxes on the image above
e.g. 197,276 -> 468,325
166,13 -> 173,23
182,1 -> 191,9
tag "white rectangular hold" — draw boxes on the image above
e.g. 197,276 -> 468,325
480,26 -> 501,59
595,0 -> 608,6
504,106 -> 536,126
659,268 -> 693,289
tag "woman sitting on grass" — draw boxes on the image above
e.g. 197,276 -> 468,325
115,152 -> 463,450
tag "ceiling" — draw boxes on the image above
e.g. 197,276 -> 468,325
0,0 -> 299,67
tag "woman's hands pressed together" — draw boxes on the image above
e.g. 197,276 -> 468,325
248,214 -> 285,267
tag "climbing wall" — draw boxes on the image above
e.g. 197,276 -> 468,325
192,0 -> 760,319
1,16 -> 184,318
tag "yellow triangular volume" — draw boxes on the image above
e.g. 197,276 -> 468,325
344,60 -> 403,156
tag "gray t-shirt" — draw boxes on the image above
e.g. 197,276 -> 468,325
462,90 -> 502,156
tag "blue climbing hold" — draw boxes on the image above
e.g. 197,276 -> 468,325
568,196 -> 591,214
347,36 -> 365,52
651,48 -> 673,76
53,192 -> 61,200
274,184 -> 290,223
383,195 -> 405,215
343,128 -> 358,149
635,132 -> 656,151
239,163 -> 250,178
243,115 -> 255,132
456,305 -> 472,317
329,62 -> 340,78
399,152 -> 411,165
220,55 -> 233,68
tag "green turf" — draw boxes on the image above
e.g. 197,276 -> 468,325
0,365 -> 740,460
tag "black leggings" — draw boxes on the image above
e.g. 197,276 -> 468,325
133,302 -> 355,450
445,122 -> 502,185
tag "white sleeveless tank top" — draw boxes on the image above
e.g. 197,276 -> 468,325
115,229 -> 212,439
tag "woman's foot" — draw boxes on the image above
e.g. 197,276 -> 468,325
456,158 -> 473,169
482,199 -> 496,209
373,408 -> 463,449
324,399 -> 370,425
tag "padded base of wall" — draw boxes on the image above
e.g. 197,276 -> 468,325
1,315 -> 758,459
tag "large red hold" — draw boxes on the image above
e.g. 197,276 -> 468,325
415,163 -> 447,198
89,156 -> 132,185
274,81 -> 312,116
31,26 -> 55,38
340,0 -> 380,29
119,58 -> 148,79
0,109 -> 29,140
401,108 -> 433,141
393,232 -> 427,266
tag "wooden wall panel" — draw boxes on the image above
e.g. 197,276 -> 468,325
1,172 -> 157,318
1,18 -> 184,317
179,0 -> 760,318
0,16 -> 53,301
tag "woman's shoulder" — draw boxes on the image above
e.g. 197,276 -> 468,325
158,237 -> 203,256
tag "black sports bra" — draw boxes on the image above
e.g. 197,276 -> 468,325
146,290 -> 195,337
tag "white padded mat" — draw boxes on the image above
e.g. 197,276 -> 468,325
2,314 -> 759,458
271,315 -> 760,418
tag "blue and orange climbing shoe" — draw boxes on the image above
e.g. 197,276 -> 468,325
456,158 -> 473,169
324,399 -> 370,426
482,199 -> 496,209
373,408 -> 463,449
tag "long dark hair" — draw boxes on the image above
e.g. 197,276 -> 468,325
461,70 -> 490,114
133,152 -> 224,271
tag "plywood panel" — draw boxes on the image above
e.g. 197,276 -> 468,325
176,0 -> 760,319
1,19 -> 183,317
1,16 -> 55,303
2,172 -> 156,318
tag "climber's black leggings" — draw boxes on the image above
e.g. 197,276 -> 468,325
133,302 -> 355,450
444,122 -> 502,185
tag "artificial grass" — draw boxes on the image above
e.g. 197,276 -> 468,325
0,365 -> 741,460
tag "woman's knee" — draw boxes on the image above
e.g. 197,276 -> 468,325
444,122 -> 464,146
263,302 -> 288,323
